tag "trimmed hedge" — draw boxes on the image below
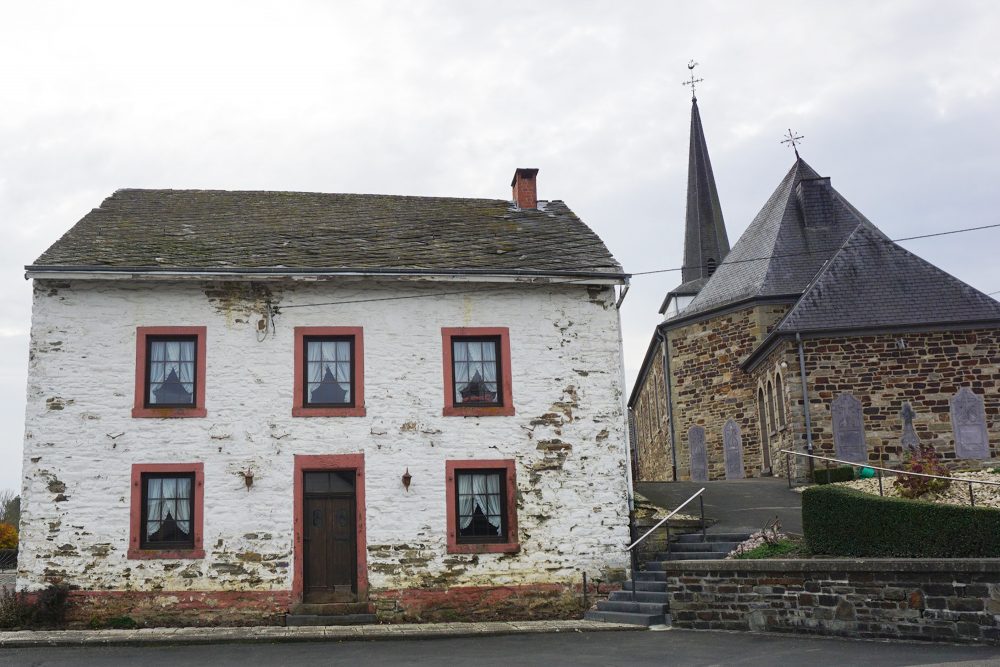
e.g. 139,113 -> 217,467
810,466 -> 856,485
803,485 -> 1000,558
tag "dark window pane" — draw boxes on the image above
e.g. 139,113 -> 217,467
456,471 -> 505,542
148,339 -> 196,406
305,338 -> 353,406
142,473 -> 195,549
304,470 -> 355,494
453,339 -> 499,405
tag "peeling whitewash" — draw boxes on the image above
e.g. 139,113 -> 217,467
19,278 -> 631,595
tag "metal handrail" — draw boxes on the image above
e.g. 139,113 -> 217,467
627,487 -> 706,551
625,487 -> 706,600
780,450 -> 1000,487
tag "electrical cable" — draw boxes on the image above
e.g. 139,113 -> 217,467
276,221 -> 1000,311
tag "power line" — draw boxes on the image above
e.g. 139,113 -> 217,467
277,221 -> 1000,311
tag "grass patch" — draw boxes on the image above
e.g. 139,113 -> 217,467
733,537 -> 809,560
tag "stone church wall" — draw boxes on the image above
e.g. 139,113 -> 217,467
664,303 -> 791,480
796,328 -> 1000,469
632,337 -> 672,481
19,278 -> 631,623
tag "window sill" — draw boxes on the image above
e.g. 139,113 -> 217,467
127,548 -> 205,560
132,407 -> 207,419
447,541 -> 520,555
292,406 -> 367,418
443,405 -> 515,417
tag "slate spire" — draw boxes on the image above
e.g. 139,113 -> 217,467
681,98 -> 730,284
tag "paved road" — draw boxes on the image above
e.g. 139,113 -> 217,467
637,478 -> 803,534
3,629 -> 998,666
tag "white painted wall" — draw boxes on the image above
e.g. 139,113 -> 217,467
19,278 -> 631,593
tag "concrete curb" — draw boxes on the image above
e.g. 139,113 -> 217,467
0,619 -> 642,649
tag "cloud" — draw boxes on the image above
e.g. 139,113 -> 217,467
0,1 -> 998,491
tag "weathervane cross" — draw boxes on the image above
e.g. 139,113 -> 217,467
781,128 -> 804,158
682,60 -> 703,101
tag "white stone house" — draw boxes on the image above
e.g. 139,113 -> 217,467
19,169 -> 633,624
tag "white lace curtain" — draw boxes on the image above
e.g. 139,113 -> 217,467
457,472 -> 502,533
148,340 -> 195,404
146,477 -> 192,539
306,340 -> 352,401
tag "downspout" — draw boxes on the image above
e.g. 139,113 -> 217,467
796,333 -> 815,478
659,328 -> 678,481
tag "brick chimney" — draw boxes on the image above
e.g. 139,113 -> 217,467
511,168 -> 539,209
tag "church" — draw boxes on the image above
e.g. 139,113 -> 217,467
629,93 -> 1000,483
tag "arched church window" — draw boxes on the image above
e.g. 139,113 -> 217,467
775,372 -> 786,427
706,258 -> 717,277
757,387 -> 770,451
767,380 -> 776,434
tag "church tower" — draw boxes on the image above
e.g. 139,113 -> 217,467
660,71 -> 730,318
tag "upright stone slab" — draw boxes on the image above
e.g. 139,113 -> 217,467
723,419 -> 744,480
688,426 -> 708,482
832,393 -> 867,463
900,402 -> 920,451
951,387 -> 990,460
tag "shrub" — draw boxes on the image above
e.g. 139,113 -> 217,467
893,444 -> 950,499
0,589 -> 31,629
32,583 -> 71,627
803,484 -> 1000,557
811,465 -> 856,485
0,523 -> 17,549
733,538 -> 808,560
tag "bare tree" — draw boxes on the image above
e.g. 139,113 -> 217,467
0,490 -> 19,529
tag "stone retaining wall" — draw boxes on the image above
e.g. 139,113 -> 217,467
662,559 -> 1000,644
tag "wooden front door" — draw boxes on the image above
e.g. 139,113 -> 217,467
303,471 -> 357,603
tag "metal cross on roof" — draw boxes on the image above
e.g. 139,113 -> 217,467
682,60 -> 703,101
781,128 -> 804,158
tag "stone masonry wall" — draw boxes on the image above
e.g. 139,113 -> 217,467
777,329 -> 1000,476
20,278 -> 631,620
662,559 -> 1000,644
748,345 -> 800,480
665,304 -> 790,480
633,337 -> 672,481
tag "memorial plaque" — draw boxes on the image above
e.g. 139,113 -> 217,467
900,402 -> 920,451
832,393 -> 867,463
723,419 -> 744,480
951,387 -> 989,460
688,426 -> 708,482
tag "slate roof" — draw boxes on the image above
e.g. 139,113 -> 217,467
29,189 -> 624,278
676,158 -> 875,319
679,100 -> 730,285
774,224 -> 1000,333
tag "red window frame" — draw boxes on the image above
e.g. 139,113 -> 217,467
445,459 -> 519,554
128,462 -> 205,560
293,327 -> 366,417
441,327 -> 514,417
132,326 -> 207,418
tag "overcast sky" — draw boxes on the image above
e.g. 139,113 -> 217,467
1,1 -> 999,494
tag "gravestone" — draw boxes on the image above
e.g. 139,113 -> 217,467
951,387 -> 990,460
900,402 -> 920,451
688,426 -> 708,482
832,393 -> 867,463
723,419 -> 744,480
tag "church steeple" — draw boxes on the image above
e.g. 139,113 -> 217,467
681,98 -> 729,285
660,81 -> 731,317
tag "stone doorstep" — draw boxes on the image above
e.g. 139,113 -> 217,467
0,620 -> 643,649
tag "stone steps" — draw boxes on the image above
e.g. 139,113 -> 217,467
285,613 -> 378,626
583,610 -> 668,627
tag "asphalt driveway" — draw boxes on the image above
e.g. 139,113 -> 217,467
637,478 -> 803,534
